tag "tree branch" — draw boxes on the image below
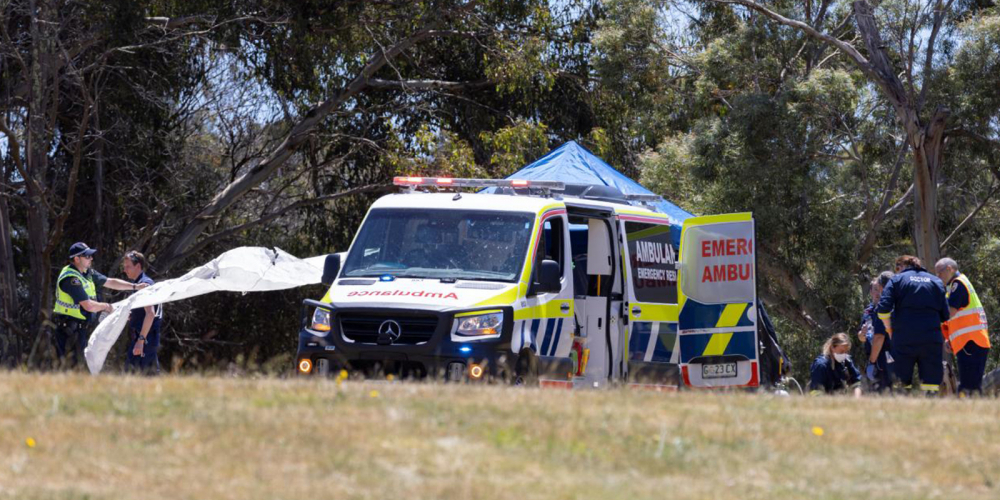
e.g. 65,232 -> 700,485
757,245 -> 839,332
43,46 -> 95,258
367,78 -> 492,91
714,0 -> 874,74
940,181 -> 997,250
0,117 -> 55,217
169,184 -> 392,265
916,0 -> 956,113
885,183 -> 914,217
155,22 -> 472,270
854,141 -> 909,270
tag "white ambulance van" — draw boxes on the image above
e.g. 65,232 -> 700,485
296,177 -> 760,389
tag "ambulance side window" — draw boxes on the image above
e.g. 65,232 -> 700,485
624,222 -> 678,304
535,217 -> 565,279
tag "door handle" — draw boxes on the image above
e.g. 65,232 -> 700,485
631,305 -> 642,317
560,302 -> 570,313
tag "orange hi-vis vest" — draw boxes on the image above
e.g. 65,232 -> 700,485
943,273 -> 991,354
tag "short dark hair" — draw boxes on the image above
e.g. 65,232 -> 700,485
125,250 -> 146,270
878,271 -> 894,287
895,255 -> 921,270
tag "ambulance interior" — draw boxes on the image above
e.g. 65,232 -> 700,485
566,211 -> 623,385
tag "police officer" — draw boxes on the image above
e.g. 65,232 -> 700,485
860,271 -> 894,392
877,255 -> 950,394
121,250 -> 162,374
809,333 -> 861,395
52,242 -> 148,369
935,258 -> 991,395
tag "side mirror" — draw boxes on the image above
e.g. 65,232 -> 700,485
321,254 -> 342,286
532,259 -> 561,295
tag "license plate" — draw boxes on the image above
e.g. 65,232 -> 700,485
702,362 -> 737,379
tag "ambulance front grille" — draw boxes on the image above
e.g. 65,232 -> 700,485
339,313 -> 439,345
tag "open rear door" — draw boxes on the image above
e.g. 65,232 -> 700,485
619,215 -> 681,389
677,213 -> 759,388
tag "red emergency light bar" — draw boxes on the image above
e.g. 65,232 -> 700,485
392,177 -> 565,190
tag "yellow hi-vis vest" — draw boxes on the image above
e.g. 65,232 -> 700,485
943,273 -> 991,353
53,265 -> 96,321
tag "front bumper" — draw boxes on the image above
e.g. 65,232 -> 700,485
295,300 -> 515,380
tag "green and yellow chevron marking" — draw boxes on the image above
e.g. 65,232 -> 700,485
702,332 -> 734,356
716,303 -> 748,328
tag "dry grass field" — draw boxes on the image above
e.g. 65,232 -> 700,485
1,373 -> 999,500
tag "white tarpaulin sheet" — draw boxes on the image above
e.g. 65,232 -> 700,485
84,247 -> 328,374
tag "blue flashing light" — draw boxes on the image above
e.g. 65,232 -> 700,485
459,346 -> 472,354
379,274 -> 395,282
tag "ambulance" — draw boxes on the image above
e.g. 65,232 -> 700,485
296,177 -> 761,389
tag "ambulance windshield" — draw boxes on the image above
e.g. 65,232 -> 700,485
341,208 -> 535,282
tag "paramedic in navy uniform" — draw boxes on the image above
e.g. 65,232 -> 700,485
877,255 -> 950,394
122,250 -> 162,374
809,333 -> 861,395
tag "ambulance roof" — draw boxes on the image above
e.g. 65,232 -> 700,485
370,191 -> 668,219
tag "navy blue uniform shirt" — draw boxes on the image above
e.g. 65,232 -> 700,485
128,272 -> 161,347
947,273 -> 971,310
863,303 -> 891,363
58,268 -> 107,322
809,355 -> 861,393
876,266 -> 949,346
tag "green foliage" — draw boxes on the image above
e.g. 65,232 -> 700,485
387,124 -> 484,178
639,132 -> 704,213
952,12 -> 1000,129
5,0 -> 999,378
478,120 -> 550,177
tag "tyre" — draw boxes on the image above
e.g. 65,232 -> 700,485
983,367 -> 1000,397
513,348 -> 539,386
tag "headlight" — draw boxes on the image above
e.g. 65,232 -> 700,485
309,307 -> 332,336
455,312 -> 503,338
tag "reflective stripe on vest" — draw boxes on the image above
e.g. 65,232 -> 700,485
53,265 -> 96,321
944,274 -> 990,352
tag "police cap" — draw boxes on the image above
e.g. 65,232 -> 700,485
68,242 -> 97,259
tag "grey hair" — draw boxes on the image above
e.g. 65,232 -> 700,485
935,257 -> 958,272
878,270 -> 894,287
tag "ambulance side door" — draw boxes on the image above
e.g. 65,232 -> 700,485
519,210 -> 575,381
619,216 -> 681,388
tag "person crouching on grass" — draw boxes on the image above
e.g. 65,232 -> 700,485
809,333 -> 861,395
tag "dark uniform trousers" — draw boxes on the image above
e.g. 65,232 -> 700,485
125,329 -> 161,375
957,343 -> 989,393
891,340 -> 944,390
52,315 -> 89,369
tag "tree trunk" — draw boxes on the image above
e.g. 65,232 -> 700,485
94,101 -> 105,251
0,189 -> 19,364
909,108 -> 949,266
854,1 -> 947,267
24,0 -> 56,366
911,148 -> 940,265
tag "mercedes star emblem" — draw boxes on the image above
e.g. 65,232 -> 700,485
378,320 -> 402,343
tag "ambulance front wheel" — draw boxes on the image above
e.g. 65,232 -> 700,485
513,348 -> 539,387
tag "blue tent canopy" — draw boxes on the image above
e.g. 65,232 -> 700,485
501,141 -> 693,225
487,141 -> 693,249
